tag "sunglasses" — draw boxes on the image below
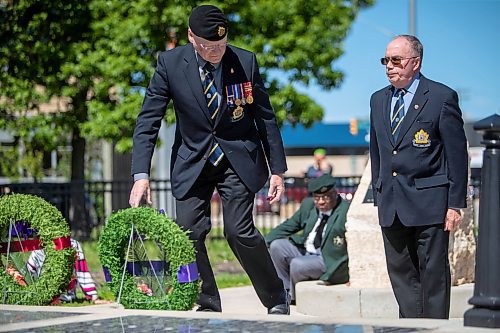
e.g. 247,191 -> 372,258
380,56 -> 418,66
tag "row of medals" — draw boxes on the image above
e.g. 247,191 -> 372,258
227,82 -> 253,120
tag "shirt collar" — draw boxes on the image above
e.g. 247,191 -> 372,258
393,72 -> 420,97
194,51 -> 221,70
319,209 -> 333,218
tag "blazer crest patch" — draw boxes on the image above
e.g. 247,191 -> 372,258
412,129 -> 431,148
333,235 -> 345,247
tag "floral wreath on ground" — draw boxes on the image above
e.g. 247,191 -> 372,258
98,207 -> 200,310
0,194 -> 74,305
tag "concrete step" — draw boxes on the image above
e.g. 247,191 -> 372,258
296,281 -> 474,318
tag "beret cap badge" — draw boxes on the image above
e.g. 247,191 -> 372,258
217,26 -> 226,37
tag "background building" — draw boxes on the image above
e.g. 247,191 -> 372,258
281,122 -> 369,178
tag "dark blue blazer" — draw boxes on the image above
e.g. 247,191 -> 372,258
131,44 -> 287,199
369,75 -> 468,227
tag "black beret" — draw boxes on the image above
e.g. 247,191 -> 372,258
189,5 -> 228,41
308,174 -> 336,194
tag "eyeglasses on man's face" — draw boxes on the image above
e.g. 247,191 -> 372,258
313,194 -> 334,202
199,42 -> 227,52
380,56 -> 418,66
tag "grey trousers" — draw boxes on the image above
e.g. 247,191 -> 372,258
269,239 -> 326,300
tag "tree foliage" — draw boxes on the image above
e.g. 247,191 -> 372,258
0,0 -> 373,179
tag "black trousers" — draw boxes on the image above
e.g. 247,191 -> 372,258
381,215 -> 451,319
175,159 -> 285,311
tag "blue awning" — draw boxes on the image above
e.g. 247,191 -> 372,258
281,123 -> 369,148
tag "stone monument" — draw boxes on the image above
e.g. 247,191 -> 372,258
345,163 -> 390,287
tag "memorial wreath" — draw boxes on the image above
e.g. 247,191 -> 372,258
98,207 -> 199,310
0,194 -> 74,305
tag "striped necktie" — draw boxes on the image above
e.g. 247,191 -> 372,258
202,63 -> 224,166
391,89 -> 406,140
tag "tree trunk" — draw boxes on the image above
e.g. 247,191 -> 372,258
70,95 -> 90,239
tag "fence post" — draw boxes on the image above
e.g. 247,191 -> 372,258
464,114 -> 500,328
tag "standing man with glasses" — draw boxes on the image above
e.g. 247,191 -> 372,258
266,174 -> 349,305
369,35 -> 468,319
129,5 -> 290,314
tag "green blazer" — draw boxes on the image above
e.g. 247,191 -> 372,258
265,197 -> 349,284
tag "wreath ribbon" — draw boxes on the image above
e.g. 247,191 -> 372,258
102,261 -> 198,284
0,236 -> 71,253
177,262 -> 198,283
102,261 -> 166,282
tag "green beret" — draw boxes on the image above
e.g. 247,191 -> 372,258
308,174 -> 336,194
189,5 -> 228,41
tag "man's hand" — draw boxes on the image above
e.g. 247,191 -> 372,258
267,174 -> 285,205
129,179 -> 152,207
444,208 -> 462,231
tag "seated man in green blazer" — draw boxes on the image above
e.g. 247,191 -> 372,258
265,174 -> 349,304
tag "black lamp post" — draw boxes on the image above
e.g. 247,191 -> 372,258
464,114 -> 500,328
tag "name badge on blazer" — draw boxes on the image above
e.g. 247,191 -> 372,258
412,129 -> 431,148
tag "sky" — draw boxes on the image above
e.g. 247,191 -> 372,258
296,0 -> 500,123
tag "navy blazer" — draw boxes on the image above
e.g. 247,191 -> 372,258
132,44 -> 287,199
369,75 -> 468,227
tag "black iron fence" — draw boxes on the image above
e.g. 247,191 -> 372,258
0,177 -> 360,240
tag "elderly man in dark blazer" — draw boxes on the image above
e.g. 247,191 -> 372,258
370,35 -> 468,319
128,5 -> 289,314
266,174 -> 349,304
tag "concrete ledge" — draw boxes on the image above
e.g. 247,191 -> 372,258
296,281 -> 474,318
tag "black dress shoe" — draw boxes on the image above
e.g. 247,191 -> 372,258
267,302 -> 290,315
196,305 -> 221,312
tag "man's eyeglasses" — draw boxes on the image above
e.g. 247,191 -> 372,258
313,195 -> 333,202
380,56 -> 418,66
199,42 -> 227,52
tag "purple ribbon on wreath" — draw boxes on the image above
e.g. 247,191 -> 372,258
177,262 -> 198,283
103,261 -> 170,282
103,266 -> 112,282
126,261 -> 166,275
10,220 -> 37,240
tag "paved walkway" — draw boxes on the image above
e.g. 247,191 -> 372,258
0,286 -> 497,332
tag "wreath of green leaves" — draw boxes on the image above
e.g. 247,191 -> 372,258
98,207 -> 200,310
0,194 -> 74,305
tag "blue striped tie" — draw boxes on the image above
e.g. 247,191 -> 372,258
391,89 -> 406,140
202,63 -> 224,166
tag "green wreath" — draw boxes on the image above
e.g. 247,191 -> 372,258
0,194 -> 74,305
98,207 -> 200,310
